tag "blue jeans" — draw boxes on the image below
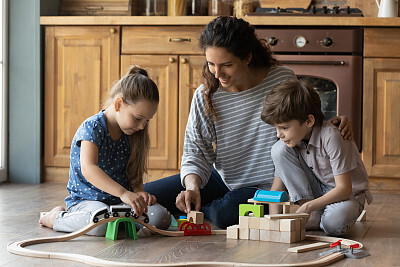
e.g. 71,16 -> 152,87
144,169 -> 261,229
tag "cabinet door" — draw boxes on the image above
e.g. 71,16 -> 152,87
44,26 -> 120,167
121,55 -> 179,170
363,58 -> 400,179
178,55 -> 206,167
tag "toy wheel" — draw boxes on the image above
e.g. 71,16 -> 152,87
144,218 -> 149,223
133,213 -> 139,219
113,212 -> 119,217
104,213 -> 109,219
125,212 -> 131,217
93,217 -> 99,223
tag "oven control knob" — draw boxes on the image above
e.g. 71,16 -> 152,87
268,37 -> 278,46
321,37 -> 333,47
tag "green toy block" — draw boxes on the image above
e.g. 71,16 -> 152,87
239,204 -> 264,217
105,217 -> 137,240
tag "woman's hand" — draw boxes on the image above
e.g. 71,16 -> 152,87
330,115 -> 353,140
175,189 -> 201,214
120,190 -> 147,216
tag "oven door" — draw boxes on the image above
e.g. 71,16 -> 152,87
275,54 -> 362,150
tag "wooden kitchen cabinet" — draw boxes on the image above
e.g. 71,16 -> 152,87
43,25 -> 205,183
43,26 -> 120,182
363,28 -> 400,191
121,26 -> 205,182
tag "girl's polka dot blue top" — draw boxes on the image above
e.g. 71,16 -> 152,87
65,111 -> 130,209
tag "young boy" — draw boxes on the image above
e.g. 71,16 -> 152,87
261,79 -> 372,237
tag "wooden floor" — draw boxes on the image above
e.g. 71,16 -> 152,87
1,182 -> 399,266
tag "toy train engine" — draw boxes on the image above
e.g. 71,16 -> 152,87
131,211 -> 150,223
91,207 -> 110,223
110,205 -> 132,218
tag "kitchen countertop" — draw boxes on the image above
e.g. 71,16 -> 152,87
40,16 -> 400,27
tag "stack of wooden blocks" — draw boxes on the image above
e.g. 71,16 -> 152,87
227,213 -> 309,244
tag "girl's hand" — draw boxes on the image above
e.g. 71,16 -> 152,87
120,190 -> 147,216
136,191 -> 157,206
330,115 -> 353,140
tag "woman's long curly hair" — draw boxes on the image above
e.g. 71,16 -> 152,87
199,16 -> 277,120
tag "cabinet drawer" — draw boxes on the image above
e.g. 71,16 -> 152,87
122,26 -> 203,54
364,28 -> 400,58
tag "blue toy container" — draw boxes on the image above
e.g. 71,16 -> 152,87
253,190 -> 289,202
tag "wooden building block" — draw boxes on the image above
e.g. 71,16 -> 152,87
269,218 -> 280,231
282,205 -> 290,214
300,229 -> 306,240
239,203 -> 264,217
280,231 -> 298,243
269,230 -> 281,242
249,216 -> 260,229
357,210 -> 367,222
239,227 -> 250,240
300,217 -> 307,229
280,218 -> 300,232
249,228 -> 260,240
259,217 -> 270,230
239,216 -> 250,228
260,229 -> 271,242
187,211 -> 204,224
227,225 -> 239,239
287,242 -> 330,253
264,213 -> 310,220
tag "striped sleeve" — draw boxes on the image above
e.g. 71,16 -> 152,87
181,66 -> 297,190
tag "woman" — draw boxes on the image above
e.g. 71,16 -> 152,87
144,16 -> 352,229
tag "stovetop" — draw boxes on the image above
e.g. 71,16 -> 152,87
249,6 -> 363,17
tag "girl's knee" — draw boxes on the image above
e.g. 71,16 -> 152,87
147,203 -> 171,230
87,224 -> 108,236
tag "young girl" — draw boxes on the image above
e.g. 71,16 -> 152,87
40,66 -> 171,236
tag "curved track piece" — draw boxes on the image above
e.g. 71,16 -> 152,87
7,217 -> 354,267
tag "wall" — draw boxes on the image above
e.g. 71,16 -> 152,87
8,0 -> 58,183
9,0 -> 41,183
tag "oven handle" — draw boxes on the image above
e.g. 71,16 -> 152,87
279,60 -> 345,66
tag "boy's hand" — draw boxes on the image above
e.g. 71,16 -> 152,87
330,115 -> 353,140
120,191 -> 147,216
296,201 -> 313,214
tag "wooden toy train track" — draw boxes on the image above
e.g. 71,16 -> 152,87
8,216 -> 364,267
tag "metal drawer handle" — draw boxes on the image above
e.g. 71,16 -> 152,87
280,60 -> 345,66
85,6 -> 104,11
169,38 -> 191,42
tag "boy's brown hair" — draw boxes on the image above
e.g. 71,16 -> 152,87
261,79 -> 324,126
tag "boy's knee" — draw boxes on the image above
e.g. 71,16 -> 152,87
271,140 -> 292,162
320,214 -> 353,237
147,203 -> 171,230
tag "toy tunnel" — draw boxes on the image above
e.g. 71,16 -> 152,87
239,204 -> 264,217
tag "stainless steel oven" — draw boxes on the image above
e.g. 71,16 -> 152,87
255,27 -> 363,150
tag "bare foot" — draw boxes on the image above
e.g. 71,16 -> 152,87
39,206 -> 65,228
